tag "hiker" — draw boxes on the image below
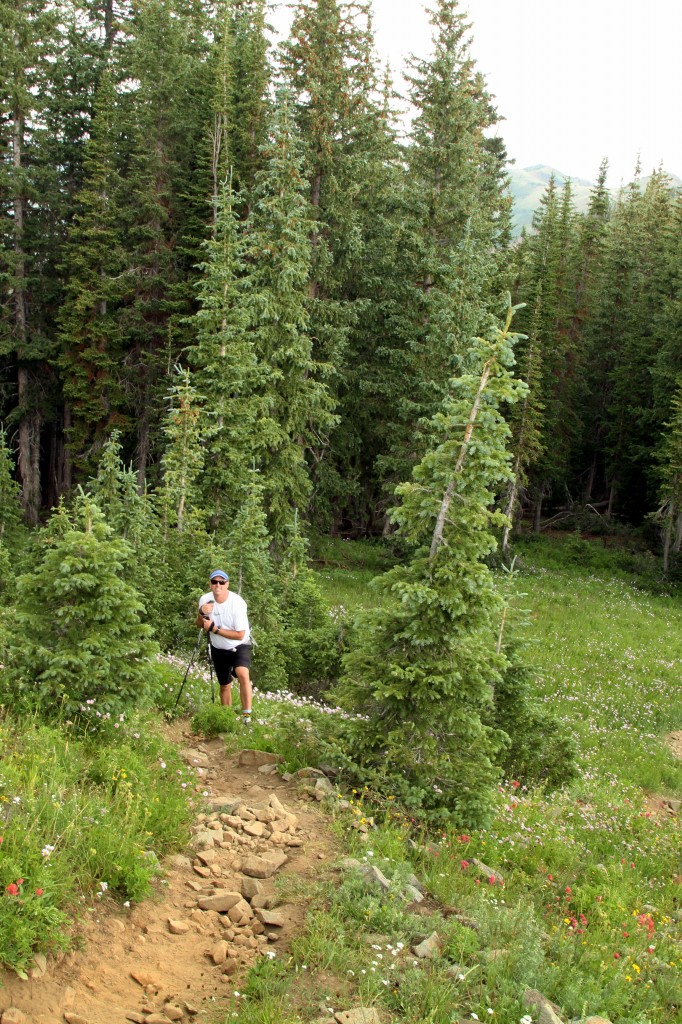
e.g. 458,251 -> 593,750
196,569 -> 252,723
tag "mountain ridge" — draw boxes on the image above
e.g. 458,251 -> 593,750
508,164 -> 682,236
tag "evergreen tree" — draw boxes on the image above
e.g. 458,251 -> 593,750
588,169 -> 673,519
158,367 -> 206,534
378,0 -> 509,492
243,90 -> 336,542
653,382 -> 682,574
278,511 -> 344,695
119,0 -> 213,488
335,304 -> 526,825
57,68 -> 129,483
208,0 -> 271,215
186,176 -> 272,531
0,426 -> 23,548
5,493 -> 156,722
0,0 -> 61,520
513,175 -> 582,525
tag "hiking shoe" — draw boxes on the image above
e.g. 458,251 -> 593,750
242,713 -> 252,726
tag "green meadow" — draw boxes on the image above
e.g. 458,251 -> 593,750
2,536 -> 682,1023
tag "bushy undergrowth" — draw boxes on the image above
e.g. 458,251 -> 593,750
0,710 -> 195,976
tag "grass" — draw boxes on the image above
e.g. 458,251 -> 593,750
3,533 -> 682,1022
0,707 -> 196,976
214,534 -> 682,1024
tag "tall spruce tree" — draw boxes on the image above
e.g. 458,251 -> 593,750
186,176 -> 272,532
119,0 -> 213,488
378,0 -> 509,493
335,304 -> 526,825
57,68 -> 129,484
243,90 -> 335,543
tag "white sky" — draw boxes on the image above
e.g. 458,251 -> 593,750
270,0 -> 682,187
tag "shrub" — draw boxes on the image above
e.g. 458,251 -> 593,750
191,703 -> 239,737
2,496 -> 156,726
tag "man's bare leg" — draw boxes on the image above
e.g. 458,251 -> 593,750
235,666 -> 252,715
220,682 -> 232,706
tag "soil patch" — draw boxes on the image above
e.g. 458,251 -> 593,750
0,723 -> 340,1024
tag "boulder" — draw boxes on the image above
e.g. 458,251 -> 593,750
237,750 -> 284,768
198,891 -> 242,913
413,932 -> 441,959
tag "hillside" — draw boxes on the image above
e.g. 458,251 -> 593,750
508,164 -> 595,235
509,163 -> 682,236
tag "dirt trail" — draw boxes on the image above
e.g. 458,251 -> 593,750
0,724 -> 339,1024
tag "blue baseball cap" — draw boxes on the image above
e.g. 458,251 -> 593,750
209,569 -> 229,582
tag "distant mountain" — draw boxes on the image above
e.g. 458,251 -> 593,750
508,164 -> 594,236
508,164 -> 682,237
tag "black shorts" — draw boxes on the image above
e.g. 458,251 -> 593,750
210,643 -> 251,686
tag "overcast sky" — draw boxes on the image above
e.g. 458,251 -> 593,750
271,0 -> 682,187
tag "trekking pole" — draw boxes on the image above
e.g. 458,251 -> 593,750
208,637 -> 215,704
173,628 -> 204,710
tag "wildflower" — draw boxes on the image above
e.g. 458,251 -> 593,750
471,1015 -> 479,1021
6,883 -> 19,895
520,1016 -> 533,1024
35,888 -> 44,897
461,860 -> 470,870
613,952 -> 621,959
564,886 -> 572,895
42,844 -> 55,858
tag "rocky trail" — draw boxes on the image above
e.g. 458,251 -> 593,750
3,728 -> 681,1024
0,724 -> 341,1024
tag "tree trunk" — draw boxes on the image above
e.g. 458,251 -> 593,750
533,484 -> 545,533
662,517 -> 671,575
13,100 -> 41,523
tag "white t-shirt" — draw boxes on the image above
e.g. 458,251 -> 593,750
199,590 -> 251,650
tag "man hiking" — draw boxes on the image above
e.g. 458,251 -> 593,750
196,569 -> 252,724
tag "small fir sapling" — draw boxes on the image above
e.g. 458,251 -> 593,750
5,493 -> 156,723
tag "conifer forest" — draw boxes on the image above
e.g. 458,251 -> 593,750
2,0 -> 682,541
1,0 -> 682,824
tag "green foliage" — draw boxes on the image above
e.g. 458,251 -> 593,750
191,702 -> 239,737
491,643 -> 578,789
2,495 -> 156,725
335,308 -> 527,826
0,710 -> 194,974
277,518 -> 346,697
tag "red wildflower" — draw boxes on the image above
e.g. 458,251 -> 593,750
614,952 -> 621,960
460,860 -> 470,870
488,876 -> 496,885
547,874 -> 553,881
16,878 -> 24,886
458,834 -> 471,844
511,780 -> 520,788
35,888 -> 44,897
6,883 -> 19,896
565,886 -> 572,895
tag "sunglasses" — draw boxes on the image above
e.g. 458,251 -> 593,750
210,578 -> 228,585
